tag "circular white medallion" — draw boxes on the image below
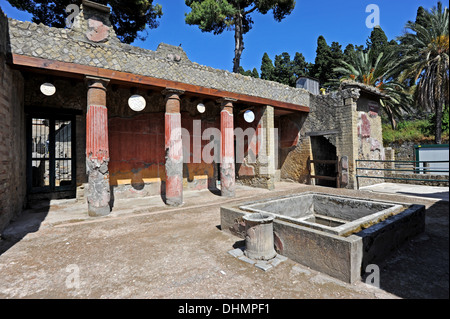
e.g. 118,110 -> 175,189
244,110 -> 255,123
128,95 -> 146,112
197,103 -> 206,114
40,83 -> 56,96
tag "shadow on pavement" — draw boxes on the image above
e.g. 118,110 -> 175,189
0,200 -> 50,256
368,200 -> 449,299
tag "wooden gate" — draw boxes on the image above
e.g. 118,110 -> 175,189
307,156 -> 341,188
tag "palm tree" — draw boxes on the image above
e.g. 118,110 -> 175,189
333,50 -> 386,86
333,50 -> 414,129
393,2 -> 449,144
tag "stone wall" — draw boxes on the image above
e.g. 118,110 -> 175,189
386,139 -> 449,161
279,89 -> 359,188
355,92 -> 385,188
235,106 -> 277,190
0,8 -> 27,233
279,87 -> 386,189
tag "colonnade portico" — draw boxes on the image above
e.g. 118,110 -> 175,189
85,82 -> 241,214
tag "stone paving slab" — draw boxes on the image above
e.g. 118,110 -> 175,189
361,183 -> 449,202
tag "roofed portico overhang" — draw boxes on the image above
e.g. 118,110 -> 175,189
10,54 -> 310,114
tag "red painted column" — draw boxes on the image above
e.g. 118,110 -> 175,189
86,76 -> 111,217
220,98 -> 236,197
163,88 -> 185,206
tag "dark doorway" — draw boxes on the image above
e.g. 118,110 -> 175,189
310,136 -> 338,188
26,113 -> 76,199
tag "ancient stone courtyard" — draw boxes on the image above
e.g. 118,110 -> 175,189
0,182 -> 448,299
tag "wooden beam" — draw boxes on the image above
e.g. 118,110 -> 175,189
307,130 -> 340,137
11,54 -> 310,113
310,175 -> 337,181
309,159 -> 338,165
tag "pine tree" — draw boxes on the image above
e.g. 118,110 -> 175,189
415,6 -> 430,28
239,66 -> 260,78
185,0 -> 296,73
329,41 -> 344,81
344,44 -> 357,64
366,27 -> 389,66
260,52 -> 275,81
311,36 -> 332,86
261,52 -> 310,87
292,52 -> 309,79
251,68 -> 260,79
273,52 -> 295,86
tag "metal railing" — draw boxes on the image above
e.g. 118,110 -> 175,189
356,159 -> 449,189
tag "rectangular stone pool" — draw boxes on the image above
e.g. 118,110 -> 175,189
221,192 -> 426,283
239,193 -> 405,236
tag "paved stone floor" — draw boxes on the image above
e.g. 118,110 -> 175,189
0,182 -> 448,299
361,182 -> 449,202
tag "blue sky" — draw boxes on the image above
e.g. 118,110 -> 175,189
1,0 -> 448,72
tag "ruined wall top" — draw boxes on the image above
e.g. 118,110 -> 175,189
4,2 -> 310,108
340,80 -> 388,99
0,7 -> 8,59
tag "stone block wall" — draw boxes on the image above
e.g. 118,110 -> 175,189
279,87 -> 385,189
386,139 -> 449,162
279,89 -> 359,188
336,92 -> 359,189
355,93 -> 385,188
0,8 -> 27,233
236,105 -> 277,190
280,135 -> 311,183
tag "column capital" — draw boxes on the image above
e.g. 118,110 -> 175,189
162,88 -> 185,98
217,97 -> 237,107
163,88 -> 184,114
85,76 -> 110,90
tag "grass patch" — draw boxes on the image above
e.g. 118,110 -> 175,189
383,119 -> 449,144
383,120 -> 433,144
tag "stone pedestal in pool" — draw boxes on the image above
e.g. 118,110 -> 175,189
243,213 -> 277,261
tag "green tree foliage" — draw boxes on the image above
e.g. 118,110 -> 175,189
393,2 -> 449,144
425,104 -> 450,138
292,52 -> 311,79
273,52 -> 295,86
251,67 -> 260,78
328,41 -> 344,86
343,44 -> 357,64
6,0 -> 163,44
366,27 -> 389,66
260,52 -> 275,81
185,0 -> 296,73
309,36 -> 345,88
238,66 -> 259,78
415,6 -> 430,28
310,35 -> 332,86
260,51 -> 311,87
